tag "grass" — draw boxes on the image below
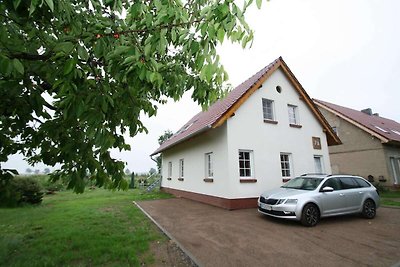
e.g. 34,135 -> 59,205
380,191 -> 400,207
0,188 -> 172,266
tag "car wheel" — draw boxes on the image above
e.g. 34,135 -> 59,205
301,203 -> 320,227
362,199 -> 376,219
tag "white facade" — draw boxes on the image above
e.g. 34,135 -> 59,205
161,68 -> 332,200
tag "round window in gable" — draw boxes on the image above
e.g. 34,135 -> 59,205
276,86 -> 282,93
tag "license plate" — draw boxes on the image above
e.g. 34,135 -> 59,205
260,203 -> 272,210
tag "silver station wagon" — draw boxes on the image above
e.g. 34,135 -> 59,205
258,174 -> 380,226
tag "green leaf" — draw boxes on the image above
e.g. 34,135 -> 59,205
12,59 -> 24,75
0,57 -> 13,76
144,43 -> 152,57
13,0 -> 22,10
256,0 -> 262,9
217,28 -> 225,44
63,59 -> 75,75
29,0 -> 38,16
44,0 -> 54,12
77,46 -> 89,61
55,42 -> 74,54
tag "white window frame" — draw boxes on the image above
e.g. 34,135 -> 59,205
313,155 -> 324,174
238,150 -> 253,178
280,153 -> 292,178
287,104 -> 299,125
205,152 -> 214,178
390,157 -> 400,184
168,161 -> 172,178
262,98 -> 275,121
179,159 -> 184,178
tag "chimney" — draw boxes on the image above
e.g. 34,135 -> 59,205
361,108 -> 372,115
373,113 -> 379,117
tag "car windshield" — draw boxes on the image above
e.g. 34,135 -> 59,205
281,177 -> 323,190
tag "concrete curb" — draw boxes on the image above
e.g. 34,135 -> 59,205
133,201 -> 202,267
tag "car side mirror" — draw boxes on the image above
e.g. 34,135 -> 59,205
321,186 -> 334,192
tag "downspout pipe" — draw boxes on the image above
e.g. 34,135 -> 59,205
150,154 -> 162,186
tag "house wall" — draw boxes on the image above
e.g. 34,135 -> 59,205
225,68 -> 332,199
318,108 -> 392,184
160,123 -> 232,199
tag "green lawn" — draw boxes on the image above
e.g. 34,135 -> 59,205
0,188 -> 172,266
381,191 -> 400,207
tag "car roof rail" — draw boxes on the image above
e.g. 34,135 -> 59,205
300,173 -> 327,176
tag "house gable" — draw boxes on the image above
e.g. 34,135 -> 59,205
212,59 -> 340,149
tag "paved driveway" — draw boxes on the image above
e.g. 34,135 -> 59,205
136,198 -> 400,267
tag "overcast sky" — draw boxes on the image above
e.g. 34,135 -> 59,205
4,0 -> 400,174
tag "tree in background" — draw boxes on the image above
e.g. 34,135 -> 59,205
0,0 -> 265,192
44,168 -> 51,174
156,130 -> 173,173
25,168 -> 32,174
149,168 -> 156,175
124,168 -> 131,175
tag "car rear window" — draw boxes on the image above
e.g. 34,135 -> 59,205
339,177 -> 360,189
354,178 -> 371,188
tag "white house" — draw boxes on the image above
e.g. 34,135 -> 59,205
151,57 -> 341,209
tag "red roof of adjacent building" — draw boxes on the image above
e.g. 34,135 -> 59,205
151,57 -> 340,156
314,99 -> 400,144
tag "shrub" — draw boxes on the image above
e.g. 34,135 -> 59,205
0,175 -> 44,207
373,182 -> 388,194
30,174 -> 66,193
13,176 -> 44,204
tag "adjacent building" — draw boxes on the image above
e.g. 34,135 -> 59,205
151,57 -> 340,209
315,99 -> 400,187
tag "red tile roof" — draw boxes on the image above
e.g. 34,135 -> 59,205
314,99 -> 400,144
151,57 -> 340,156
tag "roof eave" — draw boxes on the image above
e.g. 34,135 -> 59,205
150,125 -> 212,156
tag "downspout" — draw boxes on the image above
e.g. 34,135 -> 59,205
150,154 -> 161,187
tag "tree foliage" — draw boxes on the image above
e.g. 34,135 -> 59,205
0,0 -> 261,192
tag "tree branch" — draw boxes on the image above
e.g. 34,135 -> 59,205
9,52 -> 53,61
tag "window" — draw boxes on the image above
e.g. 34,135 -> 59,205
312,137 -> 321,150
392,129 -> 400,136
179,159 -> 184,178
287,104 -> 298,125
355,178 -> 371,188
339,177 -> 360,189
390,157 -> 400,184
262,98 -> 275,121
374,125 -> 389,133
239,150 -> 252,177
205,152 -> 214,178
314,156 -> 324,173
321,178 -> 341,190
280,153 -> 291,177
168,162 -> 172,178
